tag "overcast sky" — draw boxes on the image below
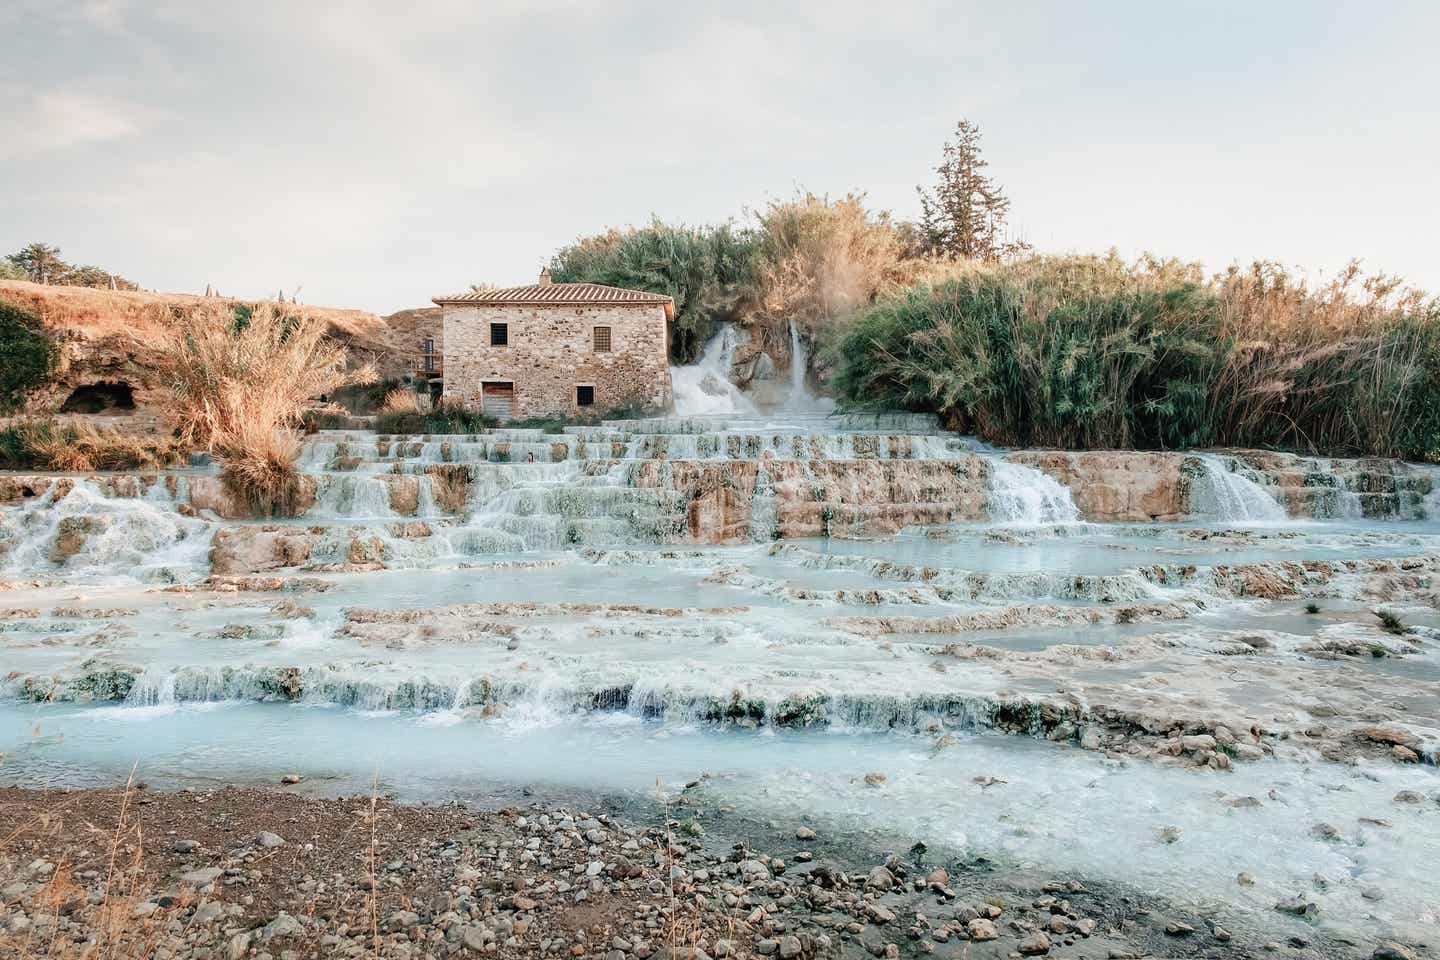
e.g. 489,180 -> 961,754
2,0 -> 1436,314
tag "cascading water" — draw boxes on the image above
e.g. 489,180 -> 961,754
1192,454 -> 1287,522
310,475 -> 398,519
670,324 -> 758,416
10,403 -> 1440,954
0,480 -> 210,581
984,457 -> 1082,525
781,320 -> 835,414
749,464 -> 778,542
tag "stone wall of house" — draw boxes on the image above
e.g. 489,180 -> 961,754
441,303 -> 672,419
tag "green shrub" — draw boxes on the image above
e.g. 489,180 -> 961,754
424,402 -> 495,434
373,410 -> 425,434
835,260 -> 1220,448
510,416 -> 567,434
599,403 -> 664,422
375,401 -> 495,435
1376,609 -> 1407,634
0,300 -> 58,412
550,220 -> 762,363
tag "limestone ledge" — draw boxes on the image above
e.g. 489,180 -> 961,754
1007,449 -> 1436,521
8,651 -> 1432,772
0,473 -> 172,503
208,521 -> 438,576
630,457 -> 992,543
1003,451 -> 1194,522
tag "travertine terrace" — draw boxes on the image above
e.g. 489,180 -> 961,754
3,403 -> 1440,958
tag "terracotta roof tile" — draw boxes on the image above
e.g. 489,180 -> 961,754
432,282 -> 673,307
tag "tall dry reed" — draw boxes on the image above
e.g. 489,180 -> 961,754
838,253 -> 1440,458
156,301 -> 375,514
0,419 -> 188,471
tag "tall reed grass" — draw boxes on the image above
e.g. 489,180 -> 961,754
157,302 -> 375,514
836,254 -> 1440,459
0,419 -> 189,471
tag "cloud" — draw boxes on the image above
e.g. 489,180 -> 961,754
0,90 -> 158,158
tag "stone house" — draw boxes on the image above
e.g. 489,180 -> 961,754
433,271 -> 674,420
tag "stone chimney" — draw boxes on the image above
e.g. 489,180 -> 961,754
537,268 -> 553,286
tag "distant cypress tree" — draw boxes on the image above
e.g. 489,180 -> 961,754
916,120 -> 1030,262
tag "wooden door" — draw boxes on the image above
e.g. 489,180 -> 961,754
482,382 -> 514,420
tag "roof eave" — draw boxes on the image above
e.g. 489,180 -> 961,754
432,296 -> 674,308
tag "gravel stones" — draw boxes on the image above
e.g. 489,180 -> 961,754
967,918 -> 999,941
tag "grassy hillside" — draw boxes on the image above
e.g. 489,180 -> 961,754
0,280 -> 410,419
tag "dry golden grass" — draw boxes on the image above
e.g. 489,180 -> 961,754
0,419 -> 189,472
1208,260 -> 1436,451
155,301 -> 375,515
379,388 -> 428,415
159,301 -> 376,442
212,418 -> 307,516
756,192 -> 911,339
0,279 -> 390,348
0,773 -> 177,959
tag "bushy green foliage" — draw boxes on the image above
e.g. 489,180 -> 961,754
0,424 -> 28,466
836,261 -> 1218,448
0,260 -> 25,281
837,254 -> 1440,458
550,220 -> 762,362
0,300 -> 58,411
510,416 -> 568,434
1376,609 -> 1407,634
598,403 -> 664,421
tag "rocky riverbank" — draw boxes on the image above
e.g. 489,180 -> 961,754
1,784 -> 1413,960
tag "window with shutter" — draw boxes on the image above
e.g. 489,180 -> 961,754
593,326 -> 611,352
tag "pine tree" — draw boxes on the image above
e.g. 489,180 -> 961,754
9,242 -> 70,284
916,120 -> 1030,262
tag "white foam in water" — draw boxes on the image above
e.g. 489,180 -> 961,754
1425,467 -> 1440,522
310,475 -> 397,519
0,480 -> 211,582
12,401 -> 1440,956
985,458 -> 1082,525
1195,454 -> 1288,522
749,465 -> 778,542
671,324 -> 758,416
781,320 -> 836,414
